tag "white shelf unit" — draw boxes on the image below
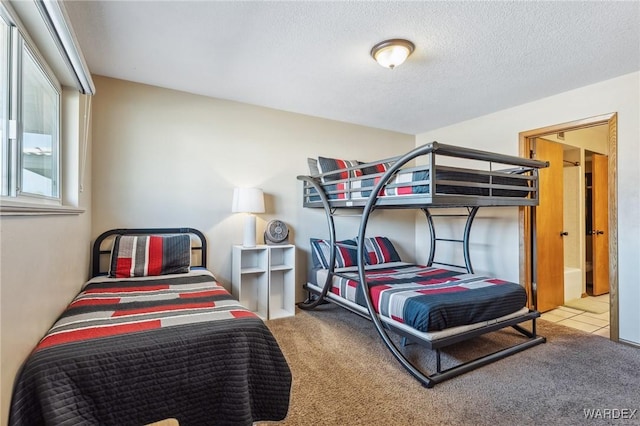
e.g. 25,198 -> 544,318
232,245 -> 269,319
267,245 -> 296,319
232,244 -> 295,320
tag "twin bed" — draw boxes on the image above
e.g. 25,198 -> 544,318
299,141 -> 548,387
9,228 -> 291,426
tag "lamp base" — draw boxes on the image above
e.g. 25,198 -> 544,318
243,214 -> 257,247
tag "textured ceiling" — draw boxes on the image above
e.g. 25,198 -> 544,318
64,1 -> 639,135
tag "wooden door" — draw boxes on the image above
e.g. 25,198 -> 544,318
591,153 -> 609,295
534,138 -> 565,312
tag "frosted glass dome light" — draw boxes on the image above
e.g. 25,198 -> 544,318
371,39 -> 415,69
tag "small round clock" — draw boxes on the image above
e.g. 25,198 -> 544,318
264,220 -> 289,245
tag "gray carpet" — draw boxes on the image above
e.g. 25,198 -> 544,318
263,305 -> 640,426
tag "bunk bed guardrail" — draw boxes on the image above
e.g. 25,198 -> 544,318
301,141 -> 547,208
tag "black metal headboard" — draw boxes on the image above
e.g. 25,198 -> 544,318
92,228 -> 207,277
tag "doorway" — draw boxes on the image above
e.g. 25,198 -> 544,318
519,113 -> 618,341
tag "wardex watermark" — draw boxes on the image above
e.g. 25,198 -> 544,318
583,408 -> 637,420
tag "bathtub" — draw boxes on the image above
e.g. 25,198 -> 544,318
564,267 -> 583,302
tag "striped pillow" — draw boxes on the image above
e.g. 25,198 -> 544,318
363,236 -> 401,265
317,156 -> 362,182
360,161 -> 394,176
310,238 -> 359,269
109,234 -> 191,278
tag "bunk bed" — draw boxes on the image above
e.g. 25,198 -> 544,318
9,228 -> 291,426
298,141 -> 548,388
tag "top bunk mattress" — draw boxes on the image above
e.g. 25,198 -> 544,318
316,167 -> 533,200
309,263 -> 527,333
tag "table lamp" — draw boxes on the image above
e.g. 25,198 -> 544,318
232,187 -> 265,247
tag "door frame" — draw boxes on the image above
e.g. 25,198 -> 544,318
519,112 -> 618,341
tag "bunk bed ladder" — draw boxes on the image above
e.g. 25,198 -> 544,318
399,207 -> 479,348
424,206 -> 480,274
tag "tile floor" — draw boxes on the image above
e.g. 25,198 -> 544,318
540,293 -> 610,338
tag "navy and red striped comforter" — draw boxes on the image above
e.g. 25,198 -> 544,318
9,270 -> 291,426
324,264 -> 527,332
317,168 -> 530,201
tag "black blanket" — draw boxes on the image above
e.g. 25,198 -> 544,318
9,272 -> 291,425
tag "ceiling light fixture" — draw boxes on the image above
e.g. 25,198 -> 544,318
370,39 -> 415,69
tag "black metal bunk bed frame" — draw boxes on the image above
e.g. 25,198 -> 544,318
298,141 -> 548,388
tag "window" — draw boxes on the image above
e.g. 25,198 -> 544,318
1,16 -> 9,196
1,1 -> 93,214
20,46 -> 60,198
1,7 -> 61,204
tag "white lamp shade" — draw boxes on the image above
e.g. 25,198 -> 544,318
232,187 -> 265,213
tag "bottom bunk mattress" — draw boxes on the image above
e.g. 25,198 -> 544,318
9,269 -> 291,426
309,263 -> 527,333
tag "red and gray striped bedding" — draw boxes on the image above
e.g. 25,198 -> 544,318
318,168 -> 529,200
9,270 -> 291,426
314,263 -> 527,332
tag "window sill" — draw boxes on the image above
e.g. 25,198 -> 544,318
0,200 -> 84,216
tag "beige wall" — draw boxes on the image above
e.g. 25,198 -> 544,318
90,76 -> 416,301
0,91 -> 92,422
415,72 -> 640,345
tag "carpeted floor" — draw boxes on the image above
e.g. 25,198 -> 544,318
263,305 -> 640,426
